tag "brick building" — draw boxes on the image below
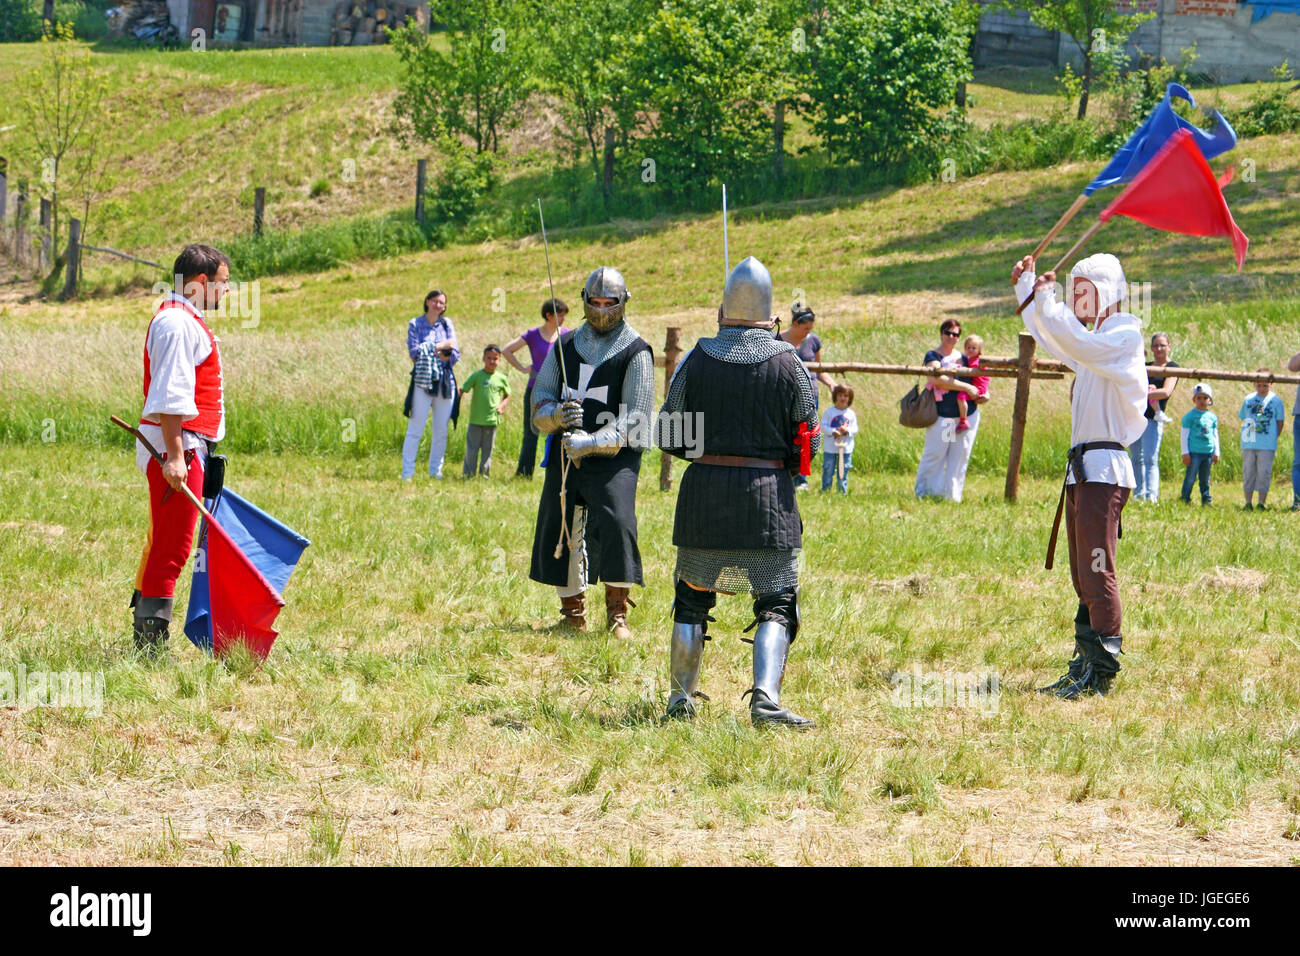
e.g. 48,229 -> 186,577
977,1 -> 1300,82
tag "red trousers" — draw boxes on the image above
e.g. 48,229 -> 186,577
1064,481 -> 1129,637
134,451 -> 205,599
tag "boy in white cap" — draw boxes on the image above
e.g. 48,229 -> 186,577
1180,383 -> 1220,505
1012,252 -> 1147,699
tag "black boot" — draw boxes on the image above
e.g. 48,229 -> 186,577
1039,603 -> 1093,694
132,595 -> 173,657
132,617 -> 170,655
745,621 -> 815,729
1054,634 -> 1121,700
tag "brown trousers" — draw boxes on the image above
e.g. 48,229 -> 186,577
1064,482 -> 1129,638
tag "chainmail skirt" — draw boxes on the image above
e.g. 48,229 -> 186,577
674,547 -> 800,595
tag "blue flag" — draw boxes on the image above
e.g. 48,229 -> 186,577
185,488 -> 310,653
1242,1 -> 1300,22
1084,83 -> 1237,196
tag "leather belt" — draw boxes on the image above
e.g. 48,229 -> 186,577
694,454 -> 784,469
1046,441 -> 1126,570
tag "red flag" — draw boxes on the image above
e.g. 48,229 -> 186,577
204,515 -> 285,660
1099,127 -> 1248,270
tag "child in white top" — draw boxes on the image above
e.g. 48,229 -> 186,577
820,384 -> 859,493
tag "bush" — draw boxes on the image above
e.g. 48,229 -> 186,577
428,145 -> 499,225
1234,63 -> 1300,138
0,0 -> 41,41
222,215 -> 432,280
810,0 -> 978,166
950,116 -> 1106,177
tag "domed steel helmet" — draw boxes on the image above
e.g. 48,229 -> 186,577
581,266 -> 630,332
719,256 -> 774,327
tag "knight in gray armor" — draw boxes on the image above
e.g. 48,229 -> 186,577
529,266 -> 656,638
656,256 -> 820,728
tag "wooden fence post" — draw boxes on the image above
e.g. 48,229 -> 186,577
415,159 -> 427,225
13,190 -> 26,266
253,187 -> 265,237
39,198 -> 51,272
61,217 -> 81,300
659,326 -> 683,492
1003,331 -> 1037,502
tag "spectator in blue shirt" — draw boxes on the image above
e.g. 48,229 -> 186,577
402,290 -> 460,480
1238,369 -> 1284,509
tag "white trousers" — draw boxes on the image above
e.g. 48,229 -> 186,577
914,409 -> 979,502
402,387 -> 455,479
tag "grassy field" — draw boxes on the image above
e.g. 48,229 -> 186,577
4,48 -> 1300,865
3,446 -> 1299,865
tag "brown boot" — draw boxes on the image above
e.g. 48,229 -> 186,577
605,586 -> 634,639
555,593 -> 586,632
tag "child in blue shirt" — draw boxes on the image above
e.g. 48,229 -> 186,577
1180,383 -> 1220,505
1238,369 -> 1284,509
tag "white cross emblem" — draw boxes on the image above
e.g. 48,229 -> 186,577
562,362 -> 609,406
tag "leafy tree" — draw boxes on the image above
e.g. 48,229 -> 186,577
809,0 -> 977,165
0,0 -> 42,41
622,0 -> 781,197
1008,1 -> 1155,120
9,23 -> 110,269
533,0 -> 644,197
390,0 -> 535,154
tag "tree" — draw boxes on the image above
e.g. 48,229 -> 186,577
1008,1 -> 1155,120
622,0 -> 781,197
390,0 -> 535,154
809,0 -> 977,165
10,23 -> 110,269
533,0 -> 644,199
0,0 -> 42,41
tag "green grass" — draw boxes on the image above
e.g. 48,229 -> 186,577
2,445 -> 1299,863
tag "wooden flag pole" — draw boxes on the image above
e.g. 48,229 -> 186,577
1029,193 -> 1089,261
1015,218 -> 1107,315
110,415 -> 213,521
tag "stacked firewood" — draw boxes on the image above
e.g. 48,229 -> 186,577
331,1 -> 420,46
106,0 -> 173,39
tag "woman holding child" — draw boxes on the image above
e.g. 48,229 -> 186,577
913,319 -> 989,502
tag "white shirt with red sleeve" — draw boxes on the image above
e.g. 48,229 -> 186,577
136,295 -> 224,474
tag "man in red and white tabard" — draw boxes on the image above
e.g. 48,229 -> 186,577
131,244 -> 230,654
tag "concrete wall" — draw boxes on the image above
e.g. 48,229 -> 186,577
973,2 -> 1059,67
1163,1 -> 1300,82
980,1 -> 1300,82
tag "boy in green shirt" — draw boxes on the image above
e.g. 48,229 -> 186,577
460,345 -> 511,477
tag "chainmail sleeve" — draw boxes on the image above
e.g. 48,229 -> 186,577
656,347 -> 695,456
531,345 -> 561,407
619,348 -> 656,448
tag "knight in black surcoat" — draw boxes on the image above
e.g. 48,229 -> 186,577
656,256 -> 820,728
529,266 -> 655,638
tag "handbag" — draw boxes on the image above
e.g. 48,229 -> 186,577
898,382 -> 938,428
403,366 -> 416,418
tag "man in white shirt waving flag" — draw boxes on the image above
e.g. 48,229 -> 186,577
131,244 -> 230,655
1013,252 -> 1147,699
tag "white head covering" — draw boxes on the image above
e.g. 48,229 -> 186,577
1069,253 -> 1128,315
